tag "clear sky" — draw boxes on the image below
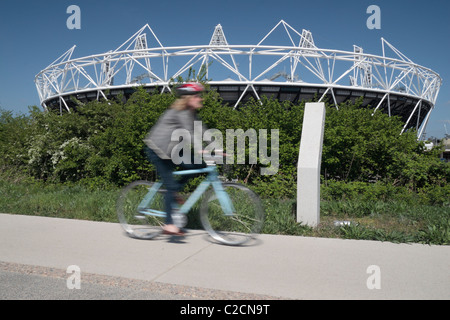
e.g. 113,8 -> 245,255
1,0 -> 449,138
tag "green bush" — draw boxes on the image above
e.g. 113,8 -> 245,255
2,92 -> 449,196
0,87 -> 449,245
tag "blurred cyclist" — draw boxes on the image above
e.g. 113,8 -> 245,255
144,83 -> 207,236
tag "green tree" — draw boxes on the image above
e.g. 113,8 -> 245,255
322,100 -> 422,183
1,90 -> 448,204
0,108 -> 33,170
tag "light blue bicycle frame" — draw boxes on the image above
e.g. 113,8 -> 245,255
137,165 -> 235,218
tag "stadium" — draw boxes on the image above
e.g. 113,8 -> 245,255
35,20 -> 441,138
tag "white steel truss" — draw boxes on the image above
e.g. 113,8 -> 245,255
35,20 -> 442,138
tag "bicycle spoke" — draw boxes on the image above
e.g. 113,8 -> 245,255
200,183 -> 264,246
117,181 -> 166,240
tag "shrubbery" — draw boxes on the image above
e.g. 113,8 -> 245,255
1,87 -> 449,205
1,88 -> 449,244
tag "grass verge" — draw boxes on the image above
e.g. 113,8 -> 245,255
0,178 -> 448,245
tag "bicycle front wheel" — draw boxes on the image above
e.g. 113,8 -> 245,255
117,180 -> 166,240
200,183 -> 264,245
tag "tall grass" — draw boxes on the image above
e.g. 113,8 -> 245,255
0,179 -> 118,222
0,178 -> 448,245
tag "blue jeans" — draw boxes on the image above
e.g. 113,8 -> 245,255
145,147 -> 206,225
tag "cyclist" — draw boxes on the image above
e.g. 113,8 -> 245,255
144,82 -> 207,236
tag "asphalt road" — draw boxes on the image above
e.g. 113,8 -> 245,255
1,213 -> 449,300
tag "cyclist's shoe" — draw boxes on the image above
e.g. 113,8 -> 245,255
162,225 -> 186,236
163,229 -> 185,236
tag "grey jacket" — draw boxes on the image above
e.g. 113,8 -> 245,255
144,108 -> 205,159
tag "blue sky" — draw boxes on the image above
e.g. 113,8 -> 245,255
1,0 -> 449,138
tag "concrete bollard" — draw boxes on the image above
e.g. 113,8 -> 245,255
297,102 -> 326,227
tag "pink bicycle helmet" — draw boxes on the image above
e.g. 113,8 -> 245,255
175,82 -> 205,96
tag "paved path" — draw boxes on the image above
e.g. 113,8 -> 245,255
0,213 -> 449,300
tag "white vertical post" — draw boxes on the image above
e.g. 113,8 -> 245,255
297,102 -> 326,227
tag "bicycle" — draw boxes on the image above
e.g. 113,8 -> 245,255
116,155 -> 264,246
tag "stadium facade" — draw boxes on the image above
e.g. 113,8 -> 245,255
35,20 -> 442,138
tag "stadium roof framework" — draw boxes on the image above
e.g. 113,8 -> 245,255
35,20 -> 442,138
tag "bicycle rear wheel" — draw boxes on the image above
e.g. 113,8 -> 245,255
200,183 -> 264,245
117,180 -> 166,239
